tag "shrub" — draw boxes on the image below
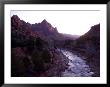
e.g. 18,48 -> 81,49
42,49 -> 51,63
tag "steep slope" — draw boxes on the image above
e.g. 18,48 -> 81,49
76,24 -> 100,55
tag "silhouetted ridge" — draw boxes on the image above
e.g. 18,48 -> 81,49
82,23 -> 100,38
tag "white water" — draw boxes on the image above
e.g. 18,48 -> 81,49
59,49 -> 94,77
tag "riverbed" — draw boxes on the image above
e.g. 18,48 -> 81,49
58,49 -> 94,77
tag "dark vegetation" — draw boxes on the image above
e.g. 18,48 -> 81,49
11,15 -> 100,77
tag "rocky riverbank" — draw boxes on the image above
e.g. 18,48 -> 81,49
39,49 -> 69,77
11,47 -> 69,77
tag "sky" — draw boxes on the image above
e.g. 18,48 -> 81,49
11,11 -> 100,35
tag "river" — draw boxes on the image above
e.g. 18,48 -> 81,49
58,49 -> 94,77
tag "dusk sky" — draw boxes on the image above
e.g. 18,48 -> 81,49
11,11 -> 100,35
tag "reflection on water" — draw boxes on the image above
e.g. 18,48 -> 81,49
59,49 -> 94,77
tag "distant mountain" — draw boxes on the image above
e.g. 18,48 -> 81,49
60,33 -> 80,40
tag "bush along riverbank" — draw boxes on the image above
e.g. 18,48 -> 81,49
11,45 -> 69,77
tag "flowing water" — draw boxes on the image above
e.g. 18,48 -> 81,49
59,49 -> 94,77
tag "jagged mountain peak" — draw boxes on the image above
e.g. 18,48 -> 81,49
41,19 -> 47,23
41,19 -> 52,28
